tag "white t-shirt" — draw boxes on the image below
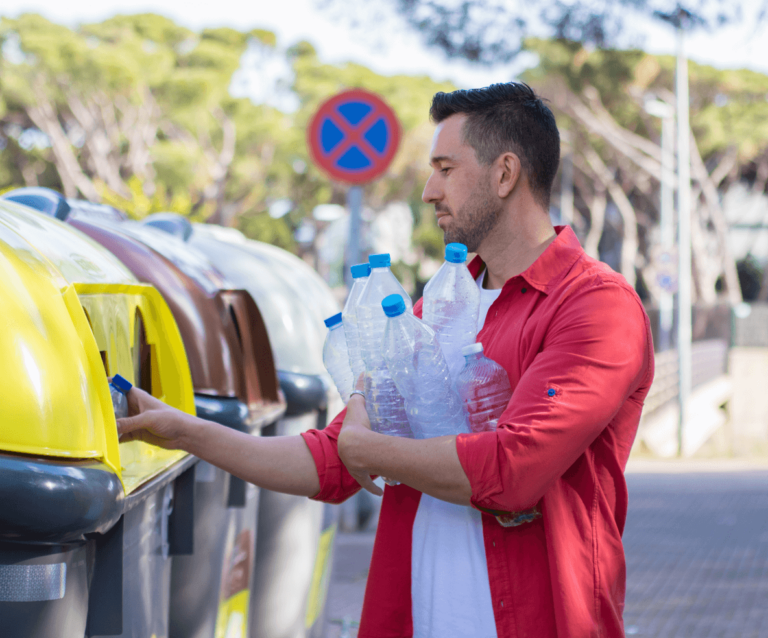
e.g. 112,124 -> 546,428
411,270 -> 503,638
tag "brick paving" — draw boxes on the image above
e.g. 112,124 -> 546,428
623,469 -> 768,637
324,464 -> 768,637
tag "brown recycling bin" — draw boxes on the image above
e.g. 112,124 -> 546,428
67,217 -> 285,638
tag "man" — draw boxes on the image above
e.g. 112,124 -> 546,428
119,82 -> 653,637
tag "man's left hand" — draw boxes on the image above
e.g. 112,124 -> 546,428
338,391 -> 383,497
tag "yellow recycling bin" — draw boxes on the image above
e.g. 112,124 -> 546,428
0,200 -> 196,637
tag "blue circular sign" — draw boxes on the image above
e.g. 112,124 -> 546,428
308,89 -> 401,184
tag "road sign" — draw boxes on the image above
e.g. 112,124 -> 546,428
307,89 -> 401,184
646,245 -> 679,298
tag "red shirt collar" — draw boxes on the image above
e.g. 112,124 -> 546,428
467,226 -> 583,294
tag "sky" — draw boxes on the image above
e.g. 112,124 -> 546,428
3,0 -> 768,102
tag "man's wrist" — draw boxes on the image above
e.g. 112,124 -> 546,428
339,416 -> 372,470
179,412 -> 208,455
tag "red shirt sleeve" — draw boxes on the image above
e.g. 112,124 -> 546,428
301,407 -> 363,504
456,280 -> 652,514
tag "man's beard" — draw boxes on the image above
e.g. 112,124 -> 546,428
440,184 -> 503,253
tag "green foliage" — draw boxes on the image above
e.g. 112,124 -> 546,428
237,212 -> 296,251
4,11 -> 765,291
523,38 -> 768,164
98,176 -> 204,220
412,204 -> 445,261
0,12 -> 453,267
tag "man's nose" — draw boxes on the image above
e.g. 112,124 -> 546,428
422,173 -> 440,204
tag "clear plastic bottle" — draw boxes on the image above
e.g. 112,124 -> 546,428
342,262 -> 371,384
322,312 -> 355,403
357,254 -> 414,438
110,374 -> 133,419
382,294 -> 468,439
422,243 -> 480,386
455,343 -> 512,433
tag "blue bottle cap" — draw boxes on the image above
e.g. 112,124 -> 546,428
368,253 -> 391,268
445,243 -> 468,263
351,263 -> 371,279
381,294 -> 406,317
324,312 -> 343,328
111,374 -> 133,394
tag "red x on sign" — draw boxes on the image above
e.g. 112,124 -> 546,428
307,89 -> 401,184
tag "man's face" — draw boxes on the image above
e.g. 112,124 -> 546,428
422,114 -> 503,253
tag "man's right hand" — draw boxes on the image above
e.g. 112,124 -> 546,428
117,386 -> 322,498
116,386 -> 190,450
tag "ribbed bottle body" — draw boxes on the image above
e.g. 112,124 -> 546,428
456,352 -> 512,433
357,268 -> 414,437
322,324 -> 355,403
383,312 -> 468,439
422,261 -> 480,384
342,275 -> 369,382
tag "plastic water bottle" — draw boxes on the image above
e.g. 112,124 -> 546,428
322,313 -> 355,403
381,294 -> 468,439
357,254 -> 413,438
110,374 -> 133,419
456,343 -> 512,433
342,263 -> 371,384
422,243 -> 480,385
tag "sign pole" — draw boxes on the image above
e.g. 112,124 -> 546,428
676,21 -> 692,458
659,112 -> 675,352
346,185 -> 363,289
307,88 -> 401,286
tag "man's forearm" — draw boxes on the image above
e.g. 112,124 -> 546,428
182,414 -> 321,497
340,398 -> 472,505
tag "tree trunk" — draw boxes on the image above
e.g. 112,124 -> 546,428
117,89 -> 160,195
203,109 -> 237,225
67,93 -> 130,197
689,201 -> 718,305
582,183 -> 607,259
27,93 -> 99,201
752,154 -> 768,195
582,146 -> 638,287
555,84 -> 664,185
689,134 -> 742,304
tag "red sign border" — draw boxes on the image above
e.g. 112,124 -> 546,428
307,88 -> 401,185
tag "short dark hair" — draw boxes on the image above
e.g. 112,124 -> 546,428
430,83 -> 560,209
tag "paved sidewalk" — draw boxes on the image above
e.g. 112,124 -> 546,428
324,461 -> 768,637
325,532 -> 374,638
623,466 -> 768,637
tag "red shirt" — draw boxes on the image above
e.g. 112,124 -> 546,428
302,226 -> 654,637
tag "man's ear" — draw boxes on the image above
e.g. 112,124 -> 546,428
496,152 -> 521,199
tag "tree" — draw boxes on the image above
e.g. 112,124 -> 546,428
522,39 -> 768,304
0,14 -> 455,262
321,0 -> 765,65
321,1 -> 768,304
0,14 -> 272,220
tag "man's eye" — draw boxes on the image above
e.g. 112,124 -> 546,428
441,167 -> 451,174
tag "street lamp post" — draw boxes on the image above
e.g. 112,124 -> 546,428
657,5 -> 694,457
644,98 -> 676,352
675,18 -> 693,458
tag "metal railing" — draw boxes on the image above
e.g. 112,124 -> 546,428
643,339 -> 729,417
